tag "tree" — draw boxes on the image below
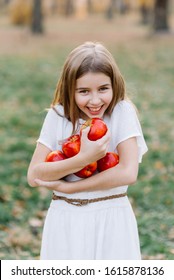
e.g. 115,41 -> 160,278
64,0 -> 74,16
106,0 -> 116,20
87,0 -> 93,14
31,0 -> 43,34
139,0 -> 153,25
153,0 -> 169,31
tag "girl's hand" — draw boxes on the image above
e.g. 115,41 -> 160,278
34,178 -> 74,194
79,127 -> 111,165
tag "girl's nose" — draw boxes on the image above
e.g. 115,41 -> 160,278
89,92 -> 101,105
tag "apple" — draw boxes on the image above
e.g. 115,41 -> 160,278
97,152 -> 119,172
81,118 -> 107,141
45,150 -> 67,162
74,161 -> 97,178
62,134 -> 81,158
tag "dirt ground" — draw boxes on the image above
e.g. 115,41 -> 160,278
1,11 -> 174,57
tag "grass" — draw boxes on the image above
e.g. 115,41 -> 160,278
0,13 -> 174,259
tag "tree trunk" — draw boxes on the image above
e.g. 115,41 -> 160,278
87,0 -> 93,14
153,0 -> 169,31
65,0 -> 74,16
31,0 -> 43,34
140,4 -> 151,25
106,0 -> 116,20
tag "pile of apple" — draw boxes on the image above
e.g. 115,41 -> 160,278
45,118 -> 119,178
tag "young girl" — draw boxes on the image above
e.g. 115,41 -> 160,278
27,41 -> 148,260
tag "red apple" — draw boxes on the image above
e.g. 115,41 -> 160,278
81,118 -> 107,141
62,134 -> 81,158
97,152 -> 119,172
74,162 -> 97,178
45,150 -> 67,162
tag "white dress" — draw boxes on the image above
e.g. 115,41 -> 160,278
37,100 -> 148,260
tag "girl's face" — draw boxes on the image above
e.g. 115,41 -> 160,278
75,72 -> 113,120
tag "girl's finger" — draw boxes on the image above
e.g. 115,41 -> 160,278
34,178 -> 43,186
34,178 -> 53,188
81,126 -> 90,139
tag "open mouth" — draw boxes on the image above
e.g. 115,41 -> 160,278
87,105 -> 104,114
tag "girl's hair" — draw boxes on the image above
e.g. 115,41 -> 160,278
52,41 -> 127,133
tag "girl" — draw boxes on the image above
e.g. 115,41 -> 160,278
27,41 -> 148,260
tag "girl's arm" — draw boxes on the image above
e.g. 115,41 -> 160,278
72,137 -> 139,192
34,137 -> 139,193
27,127 -> 110,187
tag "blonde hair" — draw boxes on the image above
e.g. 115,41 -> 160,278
52,41 -> 127,133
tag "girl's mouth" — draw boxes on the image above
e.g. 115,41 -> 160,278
87,105 -> 103,114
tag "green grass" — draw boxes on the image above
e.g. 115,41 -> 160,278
0,15 -> 174,259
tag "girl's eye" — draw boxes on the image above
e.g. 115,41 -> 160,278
78,89 -> 89,95
99,87 -> 108,92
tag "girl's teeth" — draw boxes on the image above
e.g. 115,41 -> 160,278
89,107 -> 101,112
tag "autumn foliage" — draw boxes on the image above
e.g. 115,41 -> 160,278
9,0 -> 32,25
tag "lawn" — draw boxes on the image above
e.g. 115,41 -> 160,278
0,12 -> 174,259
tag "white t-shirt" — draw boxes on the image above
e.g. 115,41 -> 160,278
37,100 -> 148,198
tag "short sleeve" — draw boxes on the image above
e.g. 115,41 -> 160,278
37,108 -> 60,151
113,101 -> 148,163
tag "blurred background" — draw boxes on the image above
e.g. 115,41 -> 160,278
0,0 -> 174,260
